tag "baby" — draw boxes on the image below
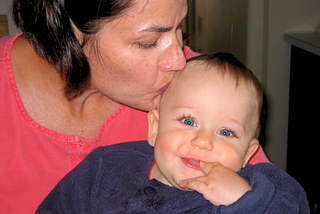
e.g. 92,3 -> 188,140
36,53 -> 309,213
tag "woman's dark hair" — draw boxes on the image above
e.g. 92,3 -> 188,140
12,0 -> 133,99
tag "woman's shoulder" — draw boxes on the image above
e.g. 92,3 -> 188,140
0,33 -> 21,59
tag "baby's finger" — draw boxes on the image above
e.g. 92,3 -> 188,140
200,161 -> 220,175
180,179 -> 209,194
179,178 -> 195,189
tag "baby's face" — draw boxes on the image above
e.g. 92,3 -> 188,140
148,63 -> 259,189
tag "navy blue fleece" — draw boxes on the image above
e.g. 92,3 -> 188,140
36,141 -> 309,214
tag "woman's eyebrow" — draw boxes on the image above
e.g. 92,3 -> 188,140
139,26 -> 173,33
139,12 -> 188,33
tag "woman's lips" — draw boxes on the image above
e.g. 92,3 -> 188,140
181,158 -> 201,171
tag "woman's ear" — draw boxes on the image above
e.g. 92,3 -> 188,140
243,139 -> 259,167
148,109 -> 159,147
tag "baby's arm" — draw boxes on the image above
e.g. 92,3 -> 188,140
239,163 -> 310,214
179,162 -> 251,206
180,162 -> 310,214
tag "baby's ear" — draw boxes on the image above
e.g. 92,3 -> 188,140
243,139 -> 259,167
148,109 -> 159,147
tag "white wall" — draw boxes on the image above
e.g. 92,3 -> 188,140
194,0 -> 248,62
247,0 -> 320,170
0,0 -> 20,35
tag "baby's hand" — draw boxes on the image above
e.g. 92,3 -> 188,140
179,162 -> 251,206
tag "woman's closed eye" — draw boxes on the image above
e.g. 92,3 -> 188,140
138,41 -> 158,49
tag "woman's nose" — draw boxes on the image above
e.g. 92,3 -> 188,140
159,37 -> 186,72
190,130 -> 214,151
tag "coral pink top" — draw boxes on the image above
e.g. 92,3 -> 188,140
0,34 -> 269,213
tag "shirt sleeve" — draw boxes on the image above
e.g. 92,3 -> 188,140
219,163 -> 309,214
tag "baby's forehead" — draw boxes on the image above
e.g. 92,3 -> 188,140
179,61 -> 259,92
160,62 -> 259,109
172,62 -> 236,87
174,62 -> 216,81
161,65 -> 221,101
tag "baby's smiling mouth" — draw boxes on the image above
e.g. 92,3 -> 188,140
181,158 -> 201,171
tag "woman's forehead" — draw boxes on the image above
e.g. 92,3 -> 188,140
126,0 -> 187,22
102,0 -> 187,38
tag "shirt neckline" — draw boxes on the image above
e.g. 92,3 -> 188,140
5,33 -> 127,143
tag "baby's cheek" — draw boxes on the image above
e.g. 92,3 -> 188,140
221,152 -> 244,172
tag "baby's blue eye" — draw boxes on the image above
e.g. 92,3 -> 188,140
218,129 -> 232,137
182,118 -> 195,126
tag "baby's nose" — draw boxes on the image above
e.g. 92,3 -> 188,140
190,130 -> 214,151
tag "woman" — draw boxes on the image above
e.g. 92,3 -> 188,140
0,0 -> 268,213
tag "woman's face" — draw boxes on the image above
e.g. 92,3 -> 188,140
86,0 -> 188,111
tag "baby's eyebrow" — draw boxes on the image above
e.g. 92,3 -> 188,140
228,118 -> 247,132
173,105 -> 195,110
